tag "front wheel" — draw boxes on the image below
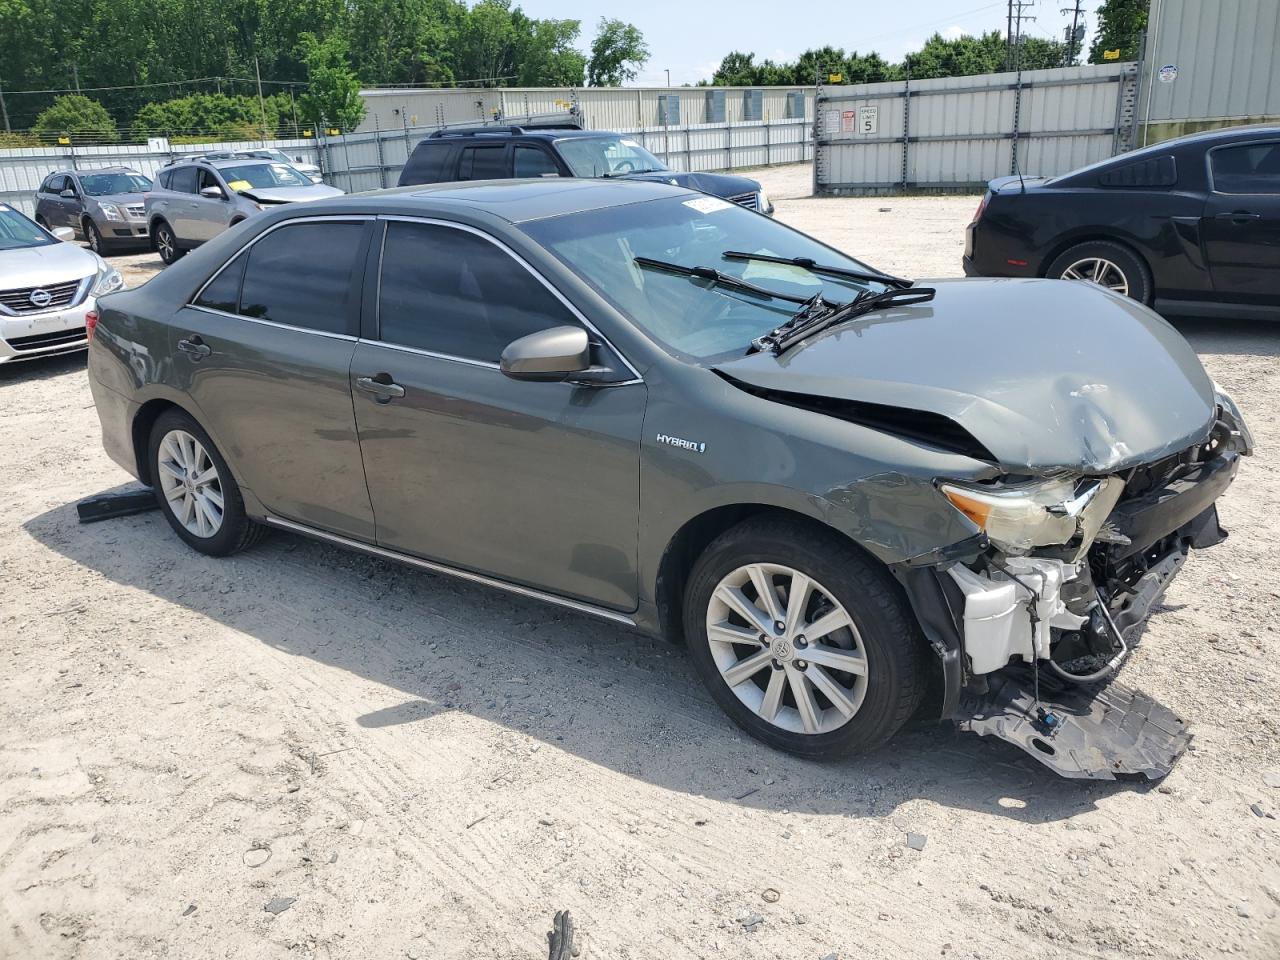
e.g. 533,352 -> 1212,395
84,219 -> 108,255
1046,240 -> 1152,303
683,516 -> 926,759
153,221 -> 184,265
148,409 -> 265,556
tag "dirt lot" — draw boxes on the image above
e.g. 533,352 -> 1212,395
2,165 -> 1278,960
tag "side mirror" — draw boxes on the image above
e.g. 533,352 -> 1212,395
295,156 -> 304,163
200,186 -> 225,200
59,188 -> 76,199
52,226 -> 75,242
500,326 -> 590,382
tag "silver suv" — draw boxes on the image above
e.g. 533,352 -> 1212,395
34,167 -> 153,255
146,157 -> 343,264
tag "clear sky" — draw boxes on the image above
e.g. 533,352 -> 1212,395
515,0 -> 1099,86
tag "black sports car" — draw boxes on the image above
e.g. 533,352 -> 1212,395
964,125 -> 1280,321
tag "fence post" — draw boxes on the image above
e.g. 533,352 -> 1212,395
901,70 -> 911,189
764,119 -> 771,167
374,115 -> 387,189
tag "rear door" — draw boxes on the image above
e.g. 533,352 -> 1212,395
1202,139 -> 1280,303
164,166 -> 201,241
349,217 -> 646,609
175,216 -> 377,540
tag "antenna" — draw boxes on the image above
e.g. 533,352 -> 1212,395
1010,1 -> 1036,186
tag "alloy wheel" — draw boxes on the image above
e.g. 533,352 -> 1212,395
157,429 -> 224,538
705,563 -> 869,735
86,223 -> 101,253
156,226 -> 175,263
1059,256 -> 1129,296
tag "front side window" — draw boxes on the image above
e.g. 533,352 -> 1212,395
169,167 -> 198,194
239,221 -> 365,334
219,163 -> 311,191
0,205 -> 56,250
522,195 -> 889,362
80,172 -> 152,196
555,136 -> 666,177
458,145 -> 508,180
514,145 -> 560,178
378,220 -> 579,363
197,169 -> 222,194
1212,142 -> 1280,194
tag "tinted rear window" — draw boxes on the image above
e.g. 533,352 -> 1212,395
400,142 -> 455,185
169,167 -> 198,194
239,221 -> 365,334
1212,142 -> 1280,194
193,250 -> 249,313
458,145 -> 508,180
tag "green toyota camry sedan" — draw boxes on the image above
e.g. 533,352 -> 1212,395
86,178 -> 1251,780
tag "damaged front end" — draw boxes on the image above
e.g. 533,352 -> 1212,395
897,388 -> 1253,780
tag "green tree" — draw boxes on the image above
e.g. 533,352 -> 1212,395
711,51 -> 760,86
1089,0 -> 1148,63
133,93 -> 291,140
587,18 -> 648,86
297,32 -> 366,131
31,94 -> 118,141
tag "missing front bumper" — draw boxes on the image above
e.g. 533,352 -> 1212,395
956,671 -> 1191,780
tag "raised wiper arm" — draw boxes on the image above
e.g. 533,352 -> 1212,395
757,286 -> 937,356
633,256 -> 817,305
722,250 -> 913,290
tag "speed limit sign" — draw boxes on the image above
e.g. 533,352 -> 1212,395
858,105 -> 879,136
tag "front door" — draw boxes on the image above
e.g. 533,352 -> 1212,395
1202,140 -> 1280,303
174,217 -> 377,540
350,218 -> 646,610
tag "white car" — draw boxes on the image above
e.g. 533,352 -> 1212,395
0,203 -> 124,364
243,149 -> 324,183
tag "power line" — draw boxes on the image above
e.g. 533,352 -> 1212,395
1060,0 -> 1086,65
0,76 -> 310,97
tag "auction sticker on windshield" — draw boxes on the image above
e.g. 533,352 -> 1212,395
683,197 -> 732,215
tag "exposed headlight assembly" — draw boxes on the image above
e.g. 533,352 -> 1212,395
91,255 -> 125,297
939,476 -> 1124,555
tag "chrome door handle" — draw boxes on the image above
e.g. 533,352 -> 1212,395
178,336 -> 211,359
1214,211 -> 1261,223
356,376 -> 405,403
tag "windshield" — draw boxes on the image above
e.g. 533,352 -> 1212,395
521,195 -> 887,360
0,205 -> 56,251
555,136 -> 667,178
80,172 -> 152,196
219,163 -> 311,190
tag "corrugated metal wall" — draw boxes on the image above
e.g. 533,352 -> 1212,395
0,139 -> 320,216
815,63 -> 1136,195
1142,0 -> 1280,124
358,86 -> 814,133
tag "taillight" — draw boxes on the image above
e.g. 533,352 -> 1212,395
971,192 -> 989,224
85,310 -> 98,342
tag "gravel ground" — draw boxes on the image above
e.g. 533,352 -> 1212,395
2,165 -> 1278,960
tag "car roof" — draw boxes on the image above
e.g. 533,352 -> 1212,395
307,177 -> 695,224
55,166 -> 140,176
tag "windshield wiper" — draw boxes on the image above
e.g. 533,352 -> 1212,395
722,250 -> 913,290
602,167 -> 665,178
633,256 -> 822,305
751,286 -> 937,356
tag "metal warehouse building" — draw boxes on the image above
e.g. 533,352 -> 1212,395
1141,0 -> 1280,143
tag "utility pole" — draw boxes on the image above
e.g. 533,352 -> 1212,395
1007,1 -> 1015,70
254,56 -> 268,144
0,76 -> 10,133
1011,1 -> 1037,72
71,62 -> 81,94
1060,0 -> 1086,66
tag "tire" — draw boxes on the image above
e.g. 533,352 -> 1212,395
1046,240 -> 1152,304
147,409 -> 266,557
84,219 -> 109,255
683,515 -> 926,759
153,220 -> 185,265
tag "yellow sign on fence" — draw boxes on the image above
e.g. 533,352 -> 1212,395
1103,48 -> 1122,60
828,73 -> 843,84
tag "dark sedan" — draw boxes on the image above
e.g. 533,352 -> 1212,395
964,125 -> 1280,321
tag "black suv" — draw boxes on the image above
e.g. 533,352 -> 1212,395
398,125 -> 774,215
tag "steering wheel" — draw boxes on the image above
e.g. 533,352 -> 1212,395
614,160 -> 637,173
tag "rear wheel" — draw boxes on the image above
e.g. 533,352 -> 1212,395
153,220 -> 184,265
1046,240 -> 1152,304
148,409 -> 265,556
683,516 -> 926,759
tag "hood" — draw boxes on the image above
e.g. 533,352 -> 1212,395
713,278 -> 1216,475
240,183 -> 345,204
0,240 -> 96,289
88,192 -> 147,208
623,169 -> 761,199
